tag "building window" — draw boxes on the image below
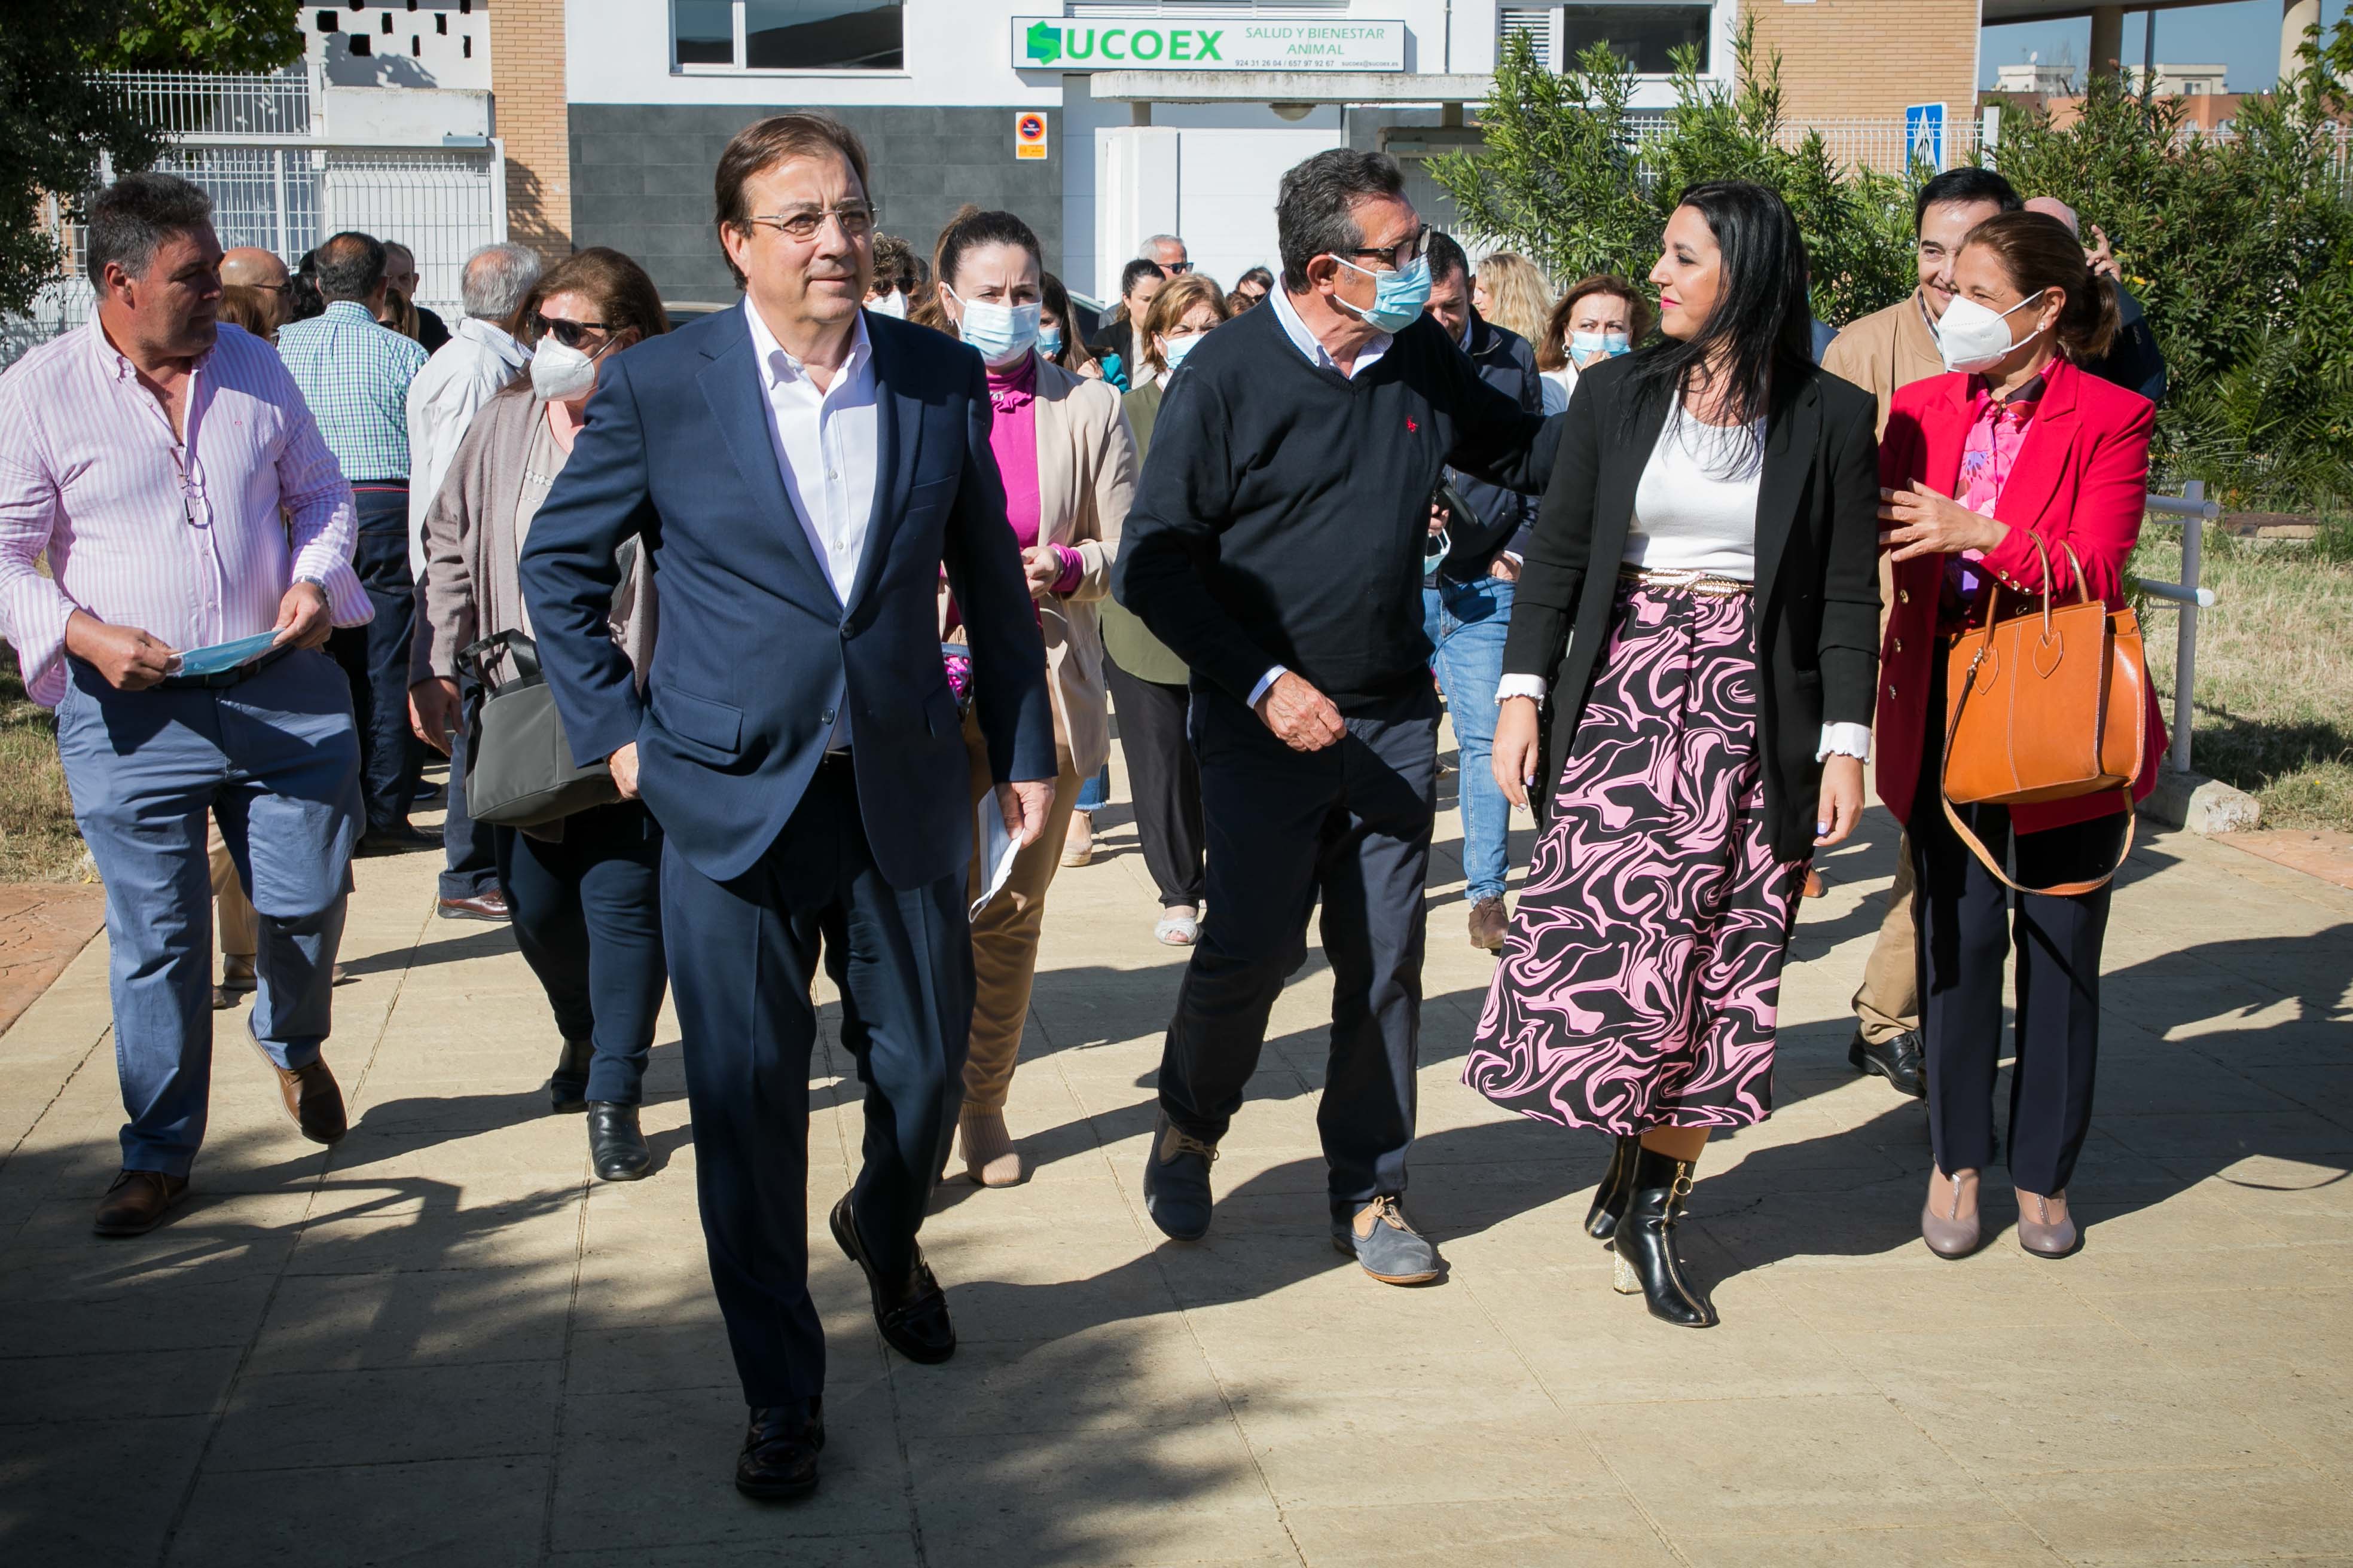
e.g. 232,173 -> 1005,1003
673,0 -> 906,72
317,10 -> 338,32
349,32 -> 371,55
1558,5 -> 1710,75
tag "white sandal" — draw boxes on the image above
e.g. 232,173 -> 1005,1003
1153,908 -> 1199,946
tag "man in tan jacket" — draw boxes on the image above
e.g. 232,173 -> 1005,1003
1821,166 -> 2020,1101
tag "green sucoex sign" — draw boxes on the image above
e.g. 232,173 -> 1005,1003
1011,15 -> 1407,73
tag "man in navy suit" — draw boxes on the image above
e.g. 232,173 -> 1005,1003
520,115 -> 1055,1500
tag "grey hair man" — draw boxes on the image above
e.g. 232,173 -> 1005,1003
1138,232 -> 1190,274
2024,196 -> 2166,406
400,241 -> 547,923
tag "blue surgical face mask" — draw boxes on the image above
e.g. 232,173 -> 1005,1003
1037,325 -> 1064,358
947,286 -> 1041,368
1333,252 -> 1432,335
1569,329 -> 1632,365
1160,332 -> 1203,373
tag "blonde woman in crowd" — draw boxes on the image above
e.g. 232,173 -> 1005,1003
1473,252 -> 1554,348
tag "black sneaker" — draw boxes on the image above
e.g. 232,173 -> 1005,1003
1142,1112 -> 1217,1241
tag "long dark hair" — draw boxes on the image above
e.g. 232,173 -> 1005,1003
1039,270 -> 1098,375
1621,181 -> 1812,436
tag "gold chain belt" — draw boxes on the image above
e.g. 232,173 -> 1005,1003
1618,564 -> 1753,598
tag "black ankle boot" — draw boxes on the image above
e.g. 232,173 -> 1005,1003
548,1038 -> 592,1114
1584,1135 -> 1640,1242
588,1102 -> 651,1181
1610,1145 -> 1718,1328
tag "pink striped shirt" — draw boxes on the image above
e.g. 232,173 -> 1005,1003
0,318 -> 371,707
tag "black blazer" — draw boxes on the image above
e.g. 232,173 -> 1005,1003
520,305 -> 1057,887
1504,349 -> 1882,861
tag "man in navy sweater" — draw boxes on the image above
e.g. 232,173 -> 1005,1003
1115,149 -> 1560,1284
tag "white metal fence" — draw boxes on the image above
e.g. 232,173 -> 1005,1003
5,69 -> 502,366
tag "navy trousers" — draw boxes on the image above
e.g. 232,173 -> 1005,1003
328,484 -> 422,832
662,758 -> 972,1405
53,650 -> 362,1175
495,802 -> 667,1105
440,673 -> 501,900
1158,684 -> 1438,1223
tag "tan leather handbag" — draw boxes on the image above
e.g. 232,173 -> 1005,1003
1939,535 -> 2147,896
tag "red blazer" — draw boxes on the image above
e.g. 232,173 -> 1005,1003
1875,356 -> 2165,835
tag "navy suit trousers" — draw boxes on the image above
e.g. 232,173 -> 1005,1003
662,757 -> 973,1405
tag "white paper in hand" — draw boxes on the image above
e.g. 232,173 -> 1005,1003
971,794 -> 1023,918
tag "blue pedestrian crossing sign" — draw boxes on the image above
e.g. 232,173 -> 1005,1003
1906,103 -> 1948,172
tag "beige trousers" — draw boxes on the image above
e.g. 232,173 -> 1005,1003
960,710 -> 1083,1114
1851,838 -> 1919,1045
209,814 -> 257,967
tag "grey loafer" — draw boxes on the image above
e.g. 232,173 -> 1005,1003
1333,1195 -> 1441,1285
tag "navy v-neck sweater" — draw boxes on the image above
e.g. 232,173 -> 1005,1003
1113,300 -> 1559,711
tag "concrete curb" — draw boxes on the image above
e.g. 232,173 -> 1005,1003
2141,768 -> 2263,835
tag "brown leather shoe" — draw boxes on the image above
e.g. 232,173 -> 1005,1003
437,891 -> 510,922
93,1170 -> 190,1237
1467,895 -> 1509,952
247,1020 -> 347,1144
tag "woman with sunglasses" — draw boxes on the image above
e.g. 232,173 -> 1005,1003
930,205 -> 1139,1188
411,247 -> 674,1182
1470,183 -> 1881,1328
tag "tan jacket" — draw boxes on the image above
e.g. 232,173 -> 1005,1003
1821,289 -> 1946,436
987,355 -> 1139,780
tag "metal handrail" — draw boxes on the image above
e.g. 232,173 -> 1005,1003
2138,479 -> 2220,774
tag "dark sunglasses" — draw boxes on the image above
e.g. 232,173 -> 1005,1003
532,313 -> 611,350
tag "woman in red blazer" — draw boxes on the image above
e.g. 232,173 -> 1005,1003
1876,211 -> 2162,1264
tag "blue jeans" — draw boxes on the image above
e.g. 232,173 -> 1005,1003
1076,762 -> 1111,814
1423,573 -> 1515,904
53,649 -> 363,1175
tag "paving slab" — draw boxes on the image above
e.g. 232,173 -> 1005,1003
3,732 -> 2351,1564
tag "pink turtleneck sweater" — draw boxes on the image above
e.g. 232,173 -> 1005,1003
947,351 -> 1079,634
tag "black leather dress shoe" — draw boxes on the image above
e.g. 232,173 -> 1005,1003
1850,1028 -> 1927,1099
358,823 -> 440,855
829,1193 -> 954,1364
735,1398 -> 824,1501
587,1102 -> 651,1181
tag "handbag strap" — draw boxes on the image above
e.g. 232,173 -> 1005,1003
1937,637 -> 2135,897
455,628 -> 542,688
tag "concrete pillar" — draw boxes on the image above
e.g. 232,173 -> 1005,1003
2089,5 -> 2125,78
2284,0 -> 2322,78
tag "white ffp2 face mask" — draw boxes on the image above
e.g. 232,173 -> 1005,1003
868,289 -> 908,319
1934,292 -> 2045,375
530,340 -> 599,402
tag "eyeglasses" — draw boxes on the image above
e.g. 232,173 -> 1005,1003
532,313 -> 611,350
1340,224 -> 1430,273
743,202 -> 880,242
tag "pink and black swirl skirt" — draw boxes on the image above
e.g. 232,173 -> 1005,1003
1464,580 -> 1808,1135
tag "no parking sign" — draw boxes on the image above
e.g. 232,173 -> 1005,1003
1015,112 -> 1049,161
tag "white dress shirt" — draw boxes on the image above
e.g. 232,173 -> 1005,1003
405,315 -> 532,577
743,297 -> 880,748
1246,288 -> 1398,707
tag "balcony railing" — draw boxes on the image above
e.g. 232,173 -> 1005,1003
105,68 -> 313,140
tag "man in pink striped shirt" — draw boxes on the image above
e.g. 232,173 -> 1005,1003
0,173 -> 375,1237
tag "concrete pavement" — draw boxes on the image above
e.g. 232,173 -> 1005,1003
3,732 -> 2351,1566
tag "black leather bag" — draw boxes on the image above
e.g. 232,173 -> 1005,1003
457,629 -> 620,827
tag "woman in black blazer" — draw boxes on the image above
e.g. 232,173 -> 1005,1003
1469,182 -> 1882,1328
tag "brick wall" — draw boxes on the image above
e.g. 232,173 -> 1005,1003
1745,0 -> 1979,128
490,0 -> 573,258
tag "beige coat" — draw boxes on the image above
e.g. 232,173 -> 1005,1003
1821,289 -> 1947,436
953,354 -> 1137,780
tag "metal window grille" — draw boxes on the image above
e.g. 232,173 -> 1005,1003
1498,8 -> 1557,69
108,68 -> 313,140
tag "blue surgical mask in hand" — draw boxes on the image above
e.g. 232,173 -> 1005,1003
948,287 -> 1042,368
170,629 -> 283,677
1333,252 -> 1432,335
1570,330 -> 1632,364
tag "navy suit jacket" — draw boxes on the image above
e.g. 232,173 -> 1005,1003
518,304 -> 1056,887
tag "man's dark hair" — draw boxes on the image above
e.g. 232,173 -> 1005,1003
314,232 -> 387,302
713,112 -> 873,288
1276,148 -> 1407,293
84,172 -> 213,285
1425,230 -> 1469,288
1913,167 -> 2022,234
1118,258 -> 1165,301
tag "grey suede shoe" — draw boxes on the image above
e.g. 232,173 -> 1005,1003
2015,1189 -> 2080,1258
1920,1167 -> 1983,1260
1333,1196 -> 1441,1285
1142,1112 -> 1217,1241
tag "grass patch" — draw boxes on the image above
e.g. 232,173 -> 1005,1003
2134,515 -> 2353,831
0,656 -> 87,882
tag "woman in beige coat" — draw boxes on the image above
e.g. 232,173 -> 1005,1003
931,206 -> 1139,1187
